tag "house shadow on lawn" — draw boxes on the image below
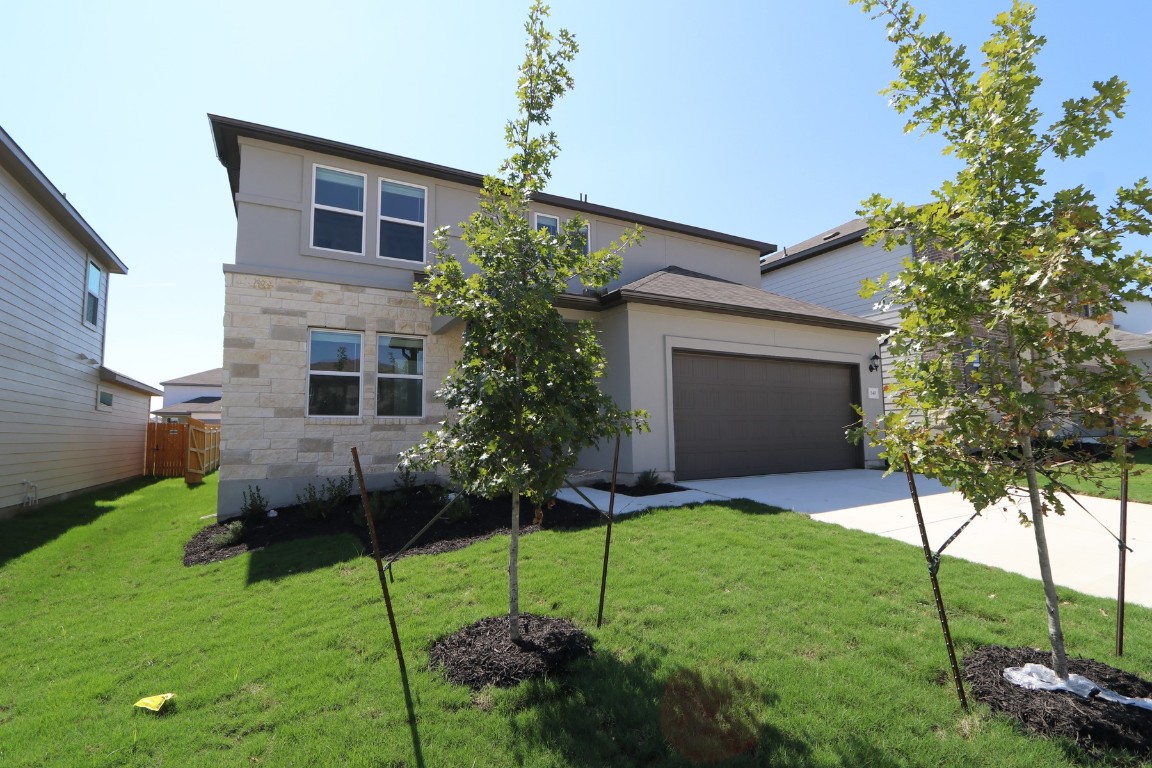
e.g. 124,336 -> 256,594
0,476 -> 166,568
505,649 -> 896,767
245,532 -> 364,584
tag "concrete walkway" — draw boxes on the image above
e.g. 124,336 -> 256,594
557,469 -> 1151,608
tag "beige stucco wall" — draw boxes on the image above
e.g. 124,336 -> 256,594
571,303 -> 886,478
218,269 -> 462,517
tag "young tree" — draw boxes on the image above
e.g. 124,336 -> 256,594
400,2 -> 646,641
853,0 -> 1152,678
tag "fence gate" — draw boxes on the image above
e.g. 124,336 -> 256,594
185,418 -> 221,484
146,418 -> 220,484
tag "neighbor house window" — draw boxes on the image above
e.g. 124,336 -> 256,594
308,330 -> 362,416
379,179 -> 426,262
96,389 -> 113,411
535,213 -> 559,236
84,261 -> 102,326
377,335 -> 424,416
312,166 -> 366,253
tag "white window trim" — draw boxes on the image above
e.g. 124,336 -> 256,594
578,220 -> 592,255
307,329 -> 363,418
377,177 -> 428,265
311,164 -> 367,256
534,212 -> 560,234
376,334 -> 425,418
83,260 -> 102,328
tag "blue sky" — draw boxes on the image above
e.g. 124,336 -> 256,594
4,0 -> 1150,390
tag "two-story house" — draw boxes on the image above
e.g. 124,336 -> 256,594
153,367 -> 223,424
0,124 -> 161,517
209,116 -> 889,517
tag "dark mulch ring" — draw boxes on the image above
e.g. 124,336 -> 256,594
589,480 -> 687,497
964,645 -> 1152,759
183,488 -> 603,567
428,613 -> 594,689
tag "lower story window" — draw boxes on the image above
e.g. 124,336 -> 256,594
377,335 -> 423,416
308,330 -> 362,416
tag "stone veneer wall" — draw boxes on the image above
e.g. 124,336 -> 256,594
218,270 -> 461,518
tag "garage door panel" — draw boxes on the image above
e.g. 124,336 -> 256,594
672,351 -> 861,480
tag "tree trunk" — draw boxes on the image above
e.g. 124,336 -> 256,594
509,489 -> 522,642
1018,436 -> 1069,678
1005,329 -> 1069,678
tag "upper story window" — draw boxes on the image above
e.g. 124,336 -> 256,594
535,213 -> 590,254
377,335 -> 424,416
96,389 -> 113,411
84,261 -> 102,326
379,179 -> 426,262
577,222 -> 591,255
535,213 -> 560,236
312,166 -> 366,254
307,330 -> 362,417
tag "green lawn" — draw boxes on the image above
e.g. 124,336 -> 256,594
1046,446 -> 1152,504
1,476 -> 1150,767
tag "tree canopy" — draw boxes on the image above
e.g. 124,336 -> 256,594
853,0 -> 1152,677
400,1 -> 646,639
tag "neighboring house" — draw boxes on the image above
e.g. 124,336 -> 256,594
1114,299 -> 1152,335
0,124 -> 161,518
209,115 -> 889,517
763,216 -> 1152,432
153,367 -> 223,424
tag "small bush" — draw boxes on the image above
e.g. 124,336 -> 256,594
210,520 -> 244,549
445,492 -> 471,523
241,485 -> 269,522
636,469 -> 662,488
296,470 -> 354,520
393,467 -> 421,500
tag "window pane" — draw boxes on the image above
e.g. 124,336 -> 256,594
87,262 -> 102,294
99,391 -> 113,407
379,220 -> 424,261
309,375 -> 360,416
380,181 -> 425,222
377,378 -> 422,417
310,332 -> 361,372
313,209 -> 363,252
315,168 -> 364,211
378,336 -> 423,375
85,262 -> 101,324
537,215 -> 559,236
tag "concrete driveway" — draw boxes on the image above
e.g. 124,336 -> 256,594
558,469 -> 1151,608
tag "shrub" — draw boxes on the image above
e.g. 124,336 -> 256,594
636,469 -> 662,488
296,470 -> 354,520
240,485 -> 269,522
210,520 -> 244,549
445,491 -> 471,523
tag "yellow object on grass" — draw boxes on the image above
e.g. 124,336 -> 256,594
134,693 -> 175,712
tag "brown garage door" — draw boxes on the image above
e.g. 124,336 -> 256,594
672,351 -> 862,480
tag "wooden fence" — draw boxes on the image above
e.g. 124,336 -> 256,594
146,417 -> 221,484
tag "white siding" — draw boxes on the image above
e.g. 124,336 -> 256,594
163,383 -> 222,407
761,239 -> 911,318
0,166 -> 147,516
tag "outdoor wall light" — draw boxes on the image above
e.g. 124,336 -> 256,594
868,353 -> 881,373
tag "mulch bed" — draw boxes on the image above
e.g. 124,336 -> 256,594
428,614 -> 594,689
183,489 -> 602,567
964,645 -> 1152,758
